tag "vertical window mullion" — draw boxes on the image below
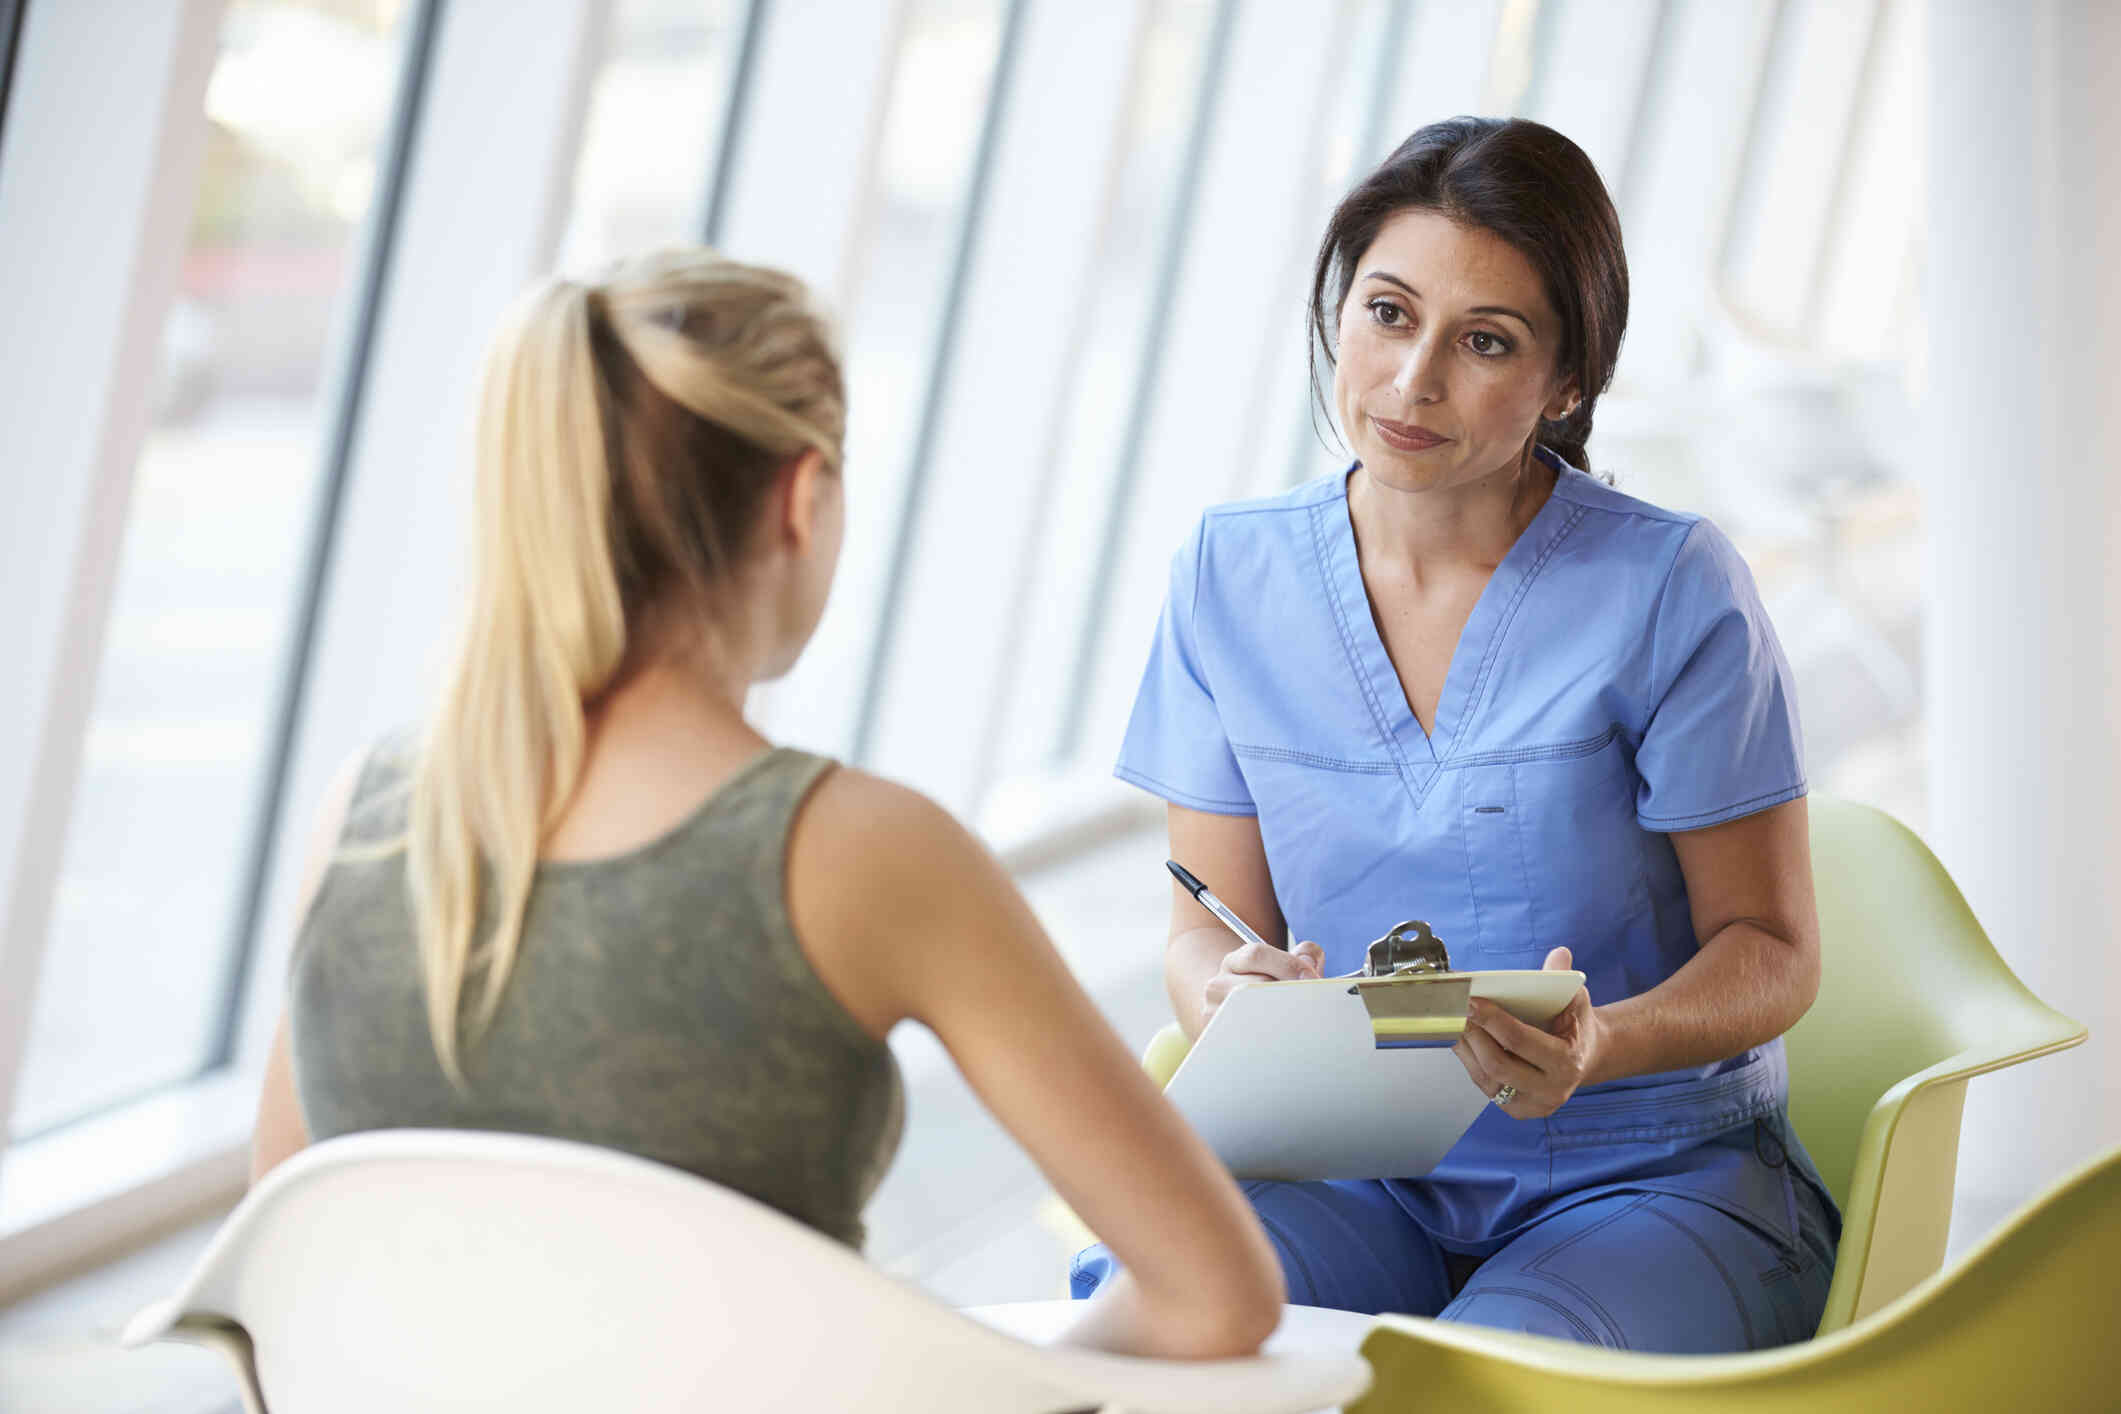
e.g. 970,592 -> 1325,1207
698,0 -> 768,248
0,0 -> 28,149
847,0 -> 1031,770
961,0 -> 1158,825
1712,0 -> 1800,306
203,0 -> 446,1073
1053,0 -> 1238,766
1798,0 -> 1888,338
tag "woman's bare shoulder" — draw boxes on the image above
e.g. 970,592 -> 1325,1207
784,764 -> 1010,1033
793,762 -> 977,868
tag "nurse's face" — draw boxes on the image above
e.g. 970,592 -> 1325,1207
1333,208 -> 1577,493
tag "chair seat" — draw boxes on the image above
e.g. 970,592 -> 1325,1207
122,1130 -> 1373,1414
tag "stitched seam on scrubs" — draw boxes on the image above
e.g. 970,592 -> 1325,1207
1518,1194 -> 1650,1347
1458,793 -> 1485,948
1170,514 -> 1257,815
1202,480 -> 1340,520
1112,765 -> 1257,816
1638,781 -> 1807,830
1647,1203 -> 1757,1349
1508,765 -> 1539,950
1309,500 -> 1418,799
1642,518 -> 1706,709
1560,1079 -> 1765,1114
1448,1286 -> 1606,1346
1545,462 -> 1696,528
1451,503 -> 1589,753
1546,1101 -> 1782,1150
1447,724 -> 1621,768
1230,744 -> 1397,773
1557,1063 -> 1778,1116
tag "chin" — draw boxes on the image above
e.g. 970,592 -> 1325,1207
1356,442 -> 1456,493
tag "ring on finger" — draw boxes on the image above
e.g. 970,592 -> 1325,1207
1492,1083 -> 1518,1107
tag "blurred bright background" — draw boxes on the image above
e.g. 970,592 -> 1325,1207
1,2 -> 2114,1409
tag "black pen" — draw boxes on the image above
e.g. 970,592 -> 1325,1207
1166,860 -> 1281,952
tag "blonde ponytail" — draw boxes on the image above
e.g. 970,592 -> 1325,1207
406,249 -> 844,1082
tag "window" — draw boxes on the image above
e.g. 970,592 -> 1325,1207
11,0 -> 415,1140
555,0 -> 749,276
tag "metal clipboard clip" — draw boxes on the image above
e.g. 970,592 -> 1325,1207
1359,919 -> 1452,977
1348,919 -> 1471,1049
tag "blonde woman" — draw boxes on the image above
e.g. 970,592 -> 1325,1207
248,249 -> 1281,1358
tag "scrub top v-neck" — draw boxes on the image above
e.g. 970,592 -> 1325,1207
1116,447 -> 1830,1252
1321,452 -> 1574,774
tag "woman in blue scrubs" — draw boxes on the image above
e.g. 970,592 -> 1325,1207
1072,117 -> 1842,1352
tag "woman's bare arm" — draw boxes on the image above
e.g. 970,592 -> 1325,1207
249,753 -> 363,1180
1592,796 -> 1820,1080
1455,797 -> 1821,1114
787,772 -> 1284,1358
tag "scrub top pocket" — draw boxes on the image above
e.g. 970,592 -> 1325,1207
1457,763 -> 1544,965
1496,731 -> 1651,965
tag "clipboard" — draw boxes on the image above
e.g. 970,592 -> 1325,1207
1162,969 -> 1585,1181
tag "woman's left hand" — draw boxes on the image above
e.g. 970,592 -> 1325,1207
1452,947 -> 1607,1119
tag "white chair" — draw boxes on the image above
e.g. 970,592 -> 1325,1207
123,1129 -> 1372,1414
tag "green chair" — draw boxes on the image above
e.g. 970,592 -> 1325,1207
1784,796 -> 2083,1328
1346,1142 -> 2121,1410
1140,796 -> 2086,1334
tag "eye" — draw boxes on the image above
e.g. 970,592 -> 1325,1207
1366,298 -> 1407,328
1466,330 -> 1511,357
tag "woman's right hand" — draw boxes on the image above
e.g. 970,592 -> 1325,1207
1200,939 -> 1324,1028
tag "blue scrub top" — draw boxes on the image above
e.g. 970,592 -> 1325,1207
1118,448 -> 1833,1255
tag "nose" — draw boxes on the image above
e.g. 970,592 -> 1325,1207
1392,330 -> 1447,405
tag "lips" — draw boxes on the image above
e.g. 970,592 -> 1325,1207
1371,416 -> 1449,452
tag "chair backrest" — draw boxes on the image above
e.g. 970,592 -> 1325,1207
1824,1140 -> 2121,1404
136,1130 -> 1366,1414
1787,797 -> 2072,1207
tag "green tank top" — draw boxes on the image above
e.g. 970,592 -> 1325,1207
289,734 -> 904,1249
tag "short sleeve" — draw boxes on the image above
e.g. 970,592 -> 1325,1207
1113,518 -> 1257,816
1634,520 -> 1806,831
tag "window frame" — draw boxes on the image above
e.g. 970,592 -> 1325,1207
0,0 -> 613,1302
0,1 -> 233,1297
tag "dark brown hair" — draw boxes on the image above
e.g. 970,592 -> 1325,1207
1307,116 -> 1628,473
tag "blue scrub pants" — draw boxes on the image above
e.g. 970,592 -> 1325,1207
1072,1175 -> 1837,1353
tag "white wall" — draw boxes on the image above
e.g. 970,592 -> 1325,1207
1924,0 -> 2121,1246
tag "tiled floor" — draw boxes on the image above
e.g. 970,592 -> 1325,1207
0,822 -> 1180,1413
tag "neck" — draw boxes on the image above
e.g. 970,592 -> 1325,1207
595,605 -> 763,731
1348,444 -> 1557,581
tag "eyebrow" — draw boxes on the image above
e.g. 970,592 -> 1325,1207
1359,270 -> 1536,334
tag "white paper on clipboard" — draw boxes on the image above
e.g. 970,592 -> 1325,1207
1162,969 -> 1584,1182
